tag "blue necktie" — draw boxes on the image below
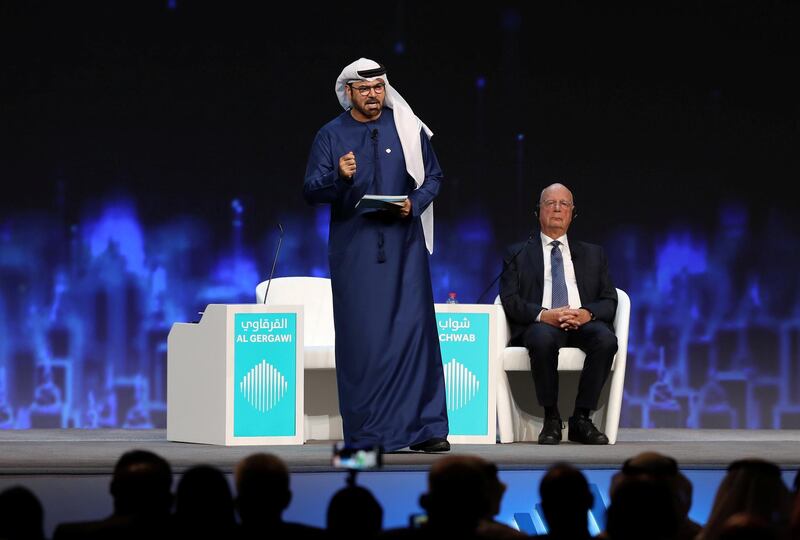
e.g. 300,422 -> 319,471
550,240 -> 569,308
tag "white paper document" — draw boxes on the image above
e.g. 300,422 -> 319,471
355,194 -> 408,210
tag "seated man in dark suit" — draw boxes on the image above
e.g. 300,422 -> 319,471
53,449 -> 174,540
500,182 -> 618,445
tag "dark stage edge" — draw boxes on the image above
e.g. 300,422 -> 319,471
1,429 -> 799,475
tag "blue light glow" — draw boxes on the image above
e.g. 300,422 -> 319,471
84,203 -> 146,276
1,195 -> 799,429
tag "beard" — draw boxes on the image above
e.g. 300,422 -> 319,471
353,97 -> 383,118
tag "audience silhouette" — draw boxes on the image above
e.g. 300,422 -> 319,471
173,464 -> 237,538
53,448 -> 173,540
381,454 -> 491,539
716,512 -> 780,540
603,451 -> 701,540
327,484 -> 383,540
234,452 -> 325,540
606,474 -> 681,540
791,469 -> 800,540
5,446 -> 796,540
699,458 -> 792,540
470,456 -> 528,539
536,462 -> 593,540
0,486 -> 45,540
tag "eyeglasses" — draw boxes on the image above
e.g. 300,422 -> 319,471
541,199 -> 574,209
349,83 -> 386,96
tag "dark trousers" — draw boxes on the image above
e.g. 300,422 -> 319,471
522,320 -> 618,411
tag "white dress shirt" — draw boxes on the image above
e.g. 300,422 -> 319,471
536,233 -> 583,321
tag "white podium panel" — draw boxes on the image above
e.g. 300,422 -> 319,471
435,303 -> 504,444
167,304 -> 304,446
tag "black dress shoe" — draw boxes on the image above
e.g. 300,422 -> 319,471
409,437 -> 451,452
538,417 -> 563,445
568,415 -> 609,445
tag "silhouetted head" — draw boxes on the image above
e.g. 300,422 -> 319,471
613,451 -> 692,518
175,465 -> 236,532
444,455 -> 505,519
789,479 -> 800,540
620,451 -> 678,477
0,486 -> 45,540
326,485 -> 383,539
701,458 -> 791,540
539,463 -> 593,534
476,458 -> 506,518
419,455 -> 490,533
717,512 -> 779,540
235,453 -> 291,524
606,475 -> 680,540
110,449 -> 173,517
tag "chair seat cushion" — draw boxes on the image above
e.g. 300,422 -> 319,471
503,346 -> 587,371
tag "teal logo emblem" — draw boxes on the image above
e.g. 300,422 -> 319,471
437,313 -> 489,436
239,360 -> 289,413
443,358 -> 480,411
234,313 -> 296,437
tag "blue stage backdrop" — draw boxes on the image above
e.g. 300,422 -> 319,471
1,2 -> 799,430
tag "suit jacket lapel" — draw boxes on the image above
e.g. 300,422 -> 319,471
528,239 -> 544,291
571,240 -> 588,300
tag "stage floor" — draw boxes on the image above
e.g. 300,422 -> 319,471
2,428 -> 799,474
1,428 -> 799,538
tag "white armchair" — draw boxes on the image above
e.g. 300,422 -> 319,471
255,276 -> 342,441
495,288 -> 630,444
